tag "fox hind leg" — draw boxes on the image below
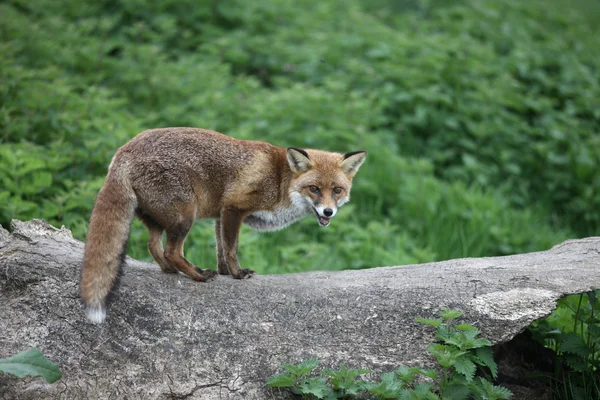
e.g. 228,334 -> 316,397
148,225 -> 178,274
137,211 -> 177,273
164,211 -> 217,282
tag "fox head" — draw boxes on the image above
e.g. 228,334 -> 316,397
287,147 -> 367,227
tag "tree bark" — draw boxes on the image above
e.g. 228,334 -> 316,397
1,219 -> 599,399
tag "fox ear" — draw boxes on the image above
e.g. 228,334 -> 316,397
340,151 -> 367,176
287,148 -> 312,173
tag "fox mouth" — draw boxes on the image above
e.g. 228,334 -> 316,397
313,208 -> 331,227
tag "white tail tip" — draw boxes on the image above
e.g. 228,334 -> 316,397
86,306 -> 107,324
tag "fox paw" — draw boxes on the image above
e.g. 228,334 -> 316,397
195,268 -> 218,281
217,263 -> 230,275
234,268 -> 255,279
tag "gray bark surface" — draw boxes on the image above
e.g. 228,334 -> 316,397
1,219 -> 599,399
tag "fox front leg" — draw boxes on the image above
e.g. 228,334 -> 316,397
215,219 -> 229,275
219,207 -> 255,279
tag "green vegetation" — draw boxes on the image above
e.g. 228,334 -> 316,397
267,309 -> 512,399
0,348 -> 62,383
1,0 -> 599,396
3,0 -> 598,272
530,291 -> 600,400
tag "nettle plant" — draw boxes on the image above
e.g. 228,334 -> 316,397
530,290 -> 600,400
267,309 -> 511,400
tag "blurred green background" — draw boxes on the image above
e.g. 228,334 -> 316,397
1,0 -> 599,274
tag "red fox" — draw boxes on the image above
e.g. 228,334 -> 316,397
80,128 -> 367,323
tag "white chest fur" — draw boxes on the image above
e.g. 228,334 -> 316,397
243,195 -> 312,231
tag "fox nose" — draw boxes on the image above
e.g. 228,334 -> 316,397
323,208 -> 333,217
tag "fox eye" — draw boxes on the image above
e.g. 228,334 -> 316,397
333,187 -> 343,194
308,185 -> 319,193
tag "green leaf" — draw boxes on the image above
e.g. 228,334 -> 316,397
296,377 -> 331,399
0,146 -> 17,166
454,357 -> 476,383
563,354 -> 588,372
416,318 -> 442,327
395,365 -> 416,383
454,323 -> 478,331
266,373 -> 295,387
16,158 -> 46,176
436,325 -> 460,346
398,388 -> 414,400
462,329 -> 482,340
41,200 -> 61,219
475,347 -> 498,379
0,348 -> 62,383
428,344 -> 464,368
323,392 -> 343,400
462,153 -> 479,170
426,392 -> 441,400
470,338 -> 492,349
440,309 -> 463,320
588,323 -> 600,340
322,365 -> 369,395
415,368 -> 438,380
283,359 -> 320,376
364,372 -> 403,398
414,383 -> 434,396
32,171 -> 53,189
445,384 -> 470,400
472,377 -> 512,400
561,333 -> 590,357
322,365 -> 370,382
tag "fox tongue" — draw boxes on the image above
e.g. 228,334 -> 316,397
318,216 -> 330,226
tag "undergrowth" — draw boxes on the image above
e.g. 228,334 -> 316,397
529,290 -> 600,400
267,309 -> 512,399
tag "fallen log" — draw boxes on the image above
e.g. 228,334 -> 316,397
1,220 -> 599,399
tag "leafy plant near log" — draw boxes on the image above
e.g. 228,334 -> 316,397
267,309 -> 511,399
529,290 -> 600,400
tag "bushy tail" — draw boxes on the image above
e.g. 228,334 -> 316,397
81,164 -> 137,324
